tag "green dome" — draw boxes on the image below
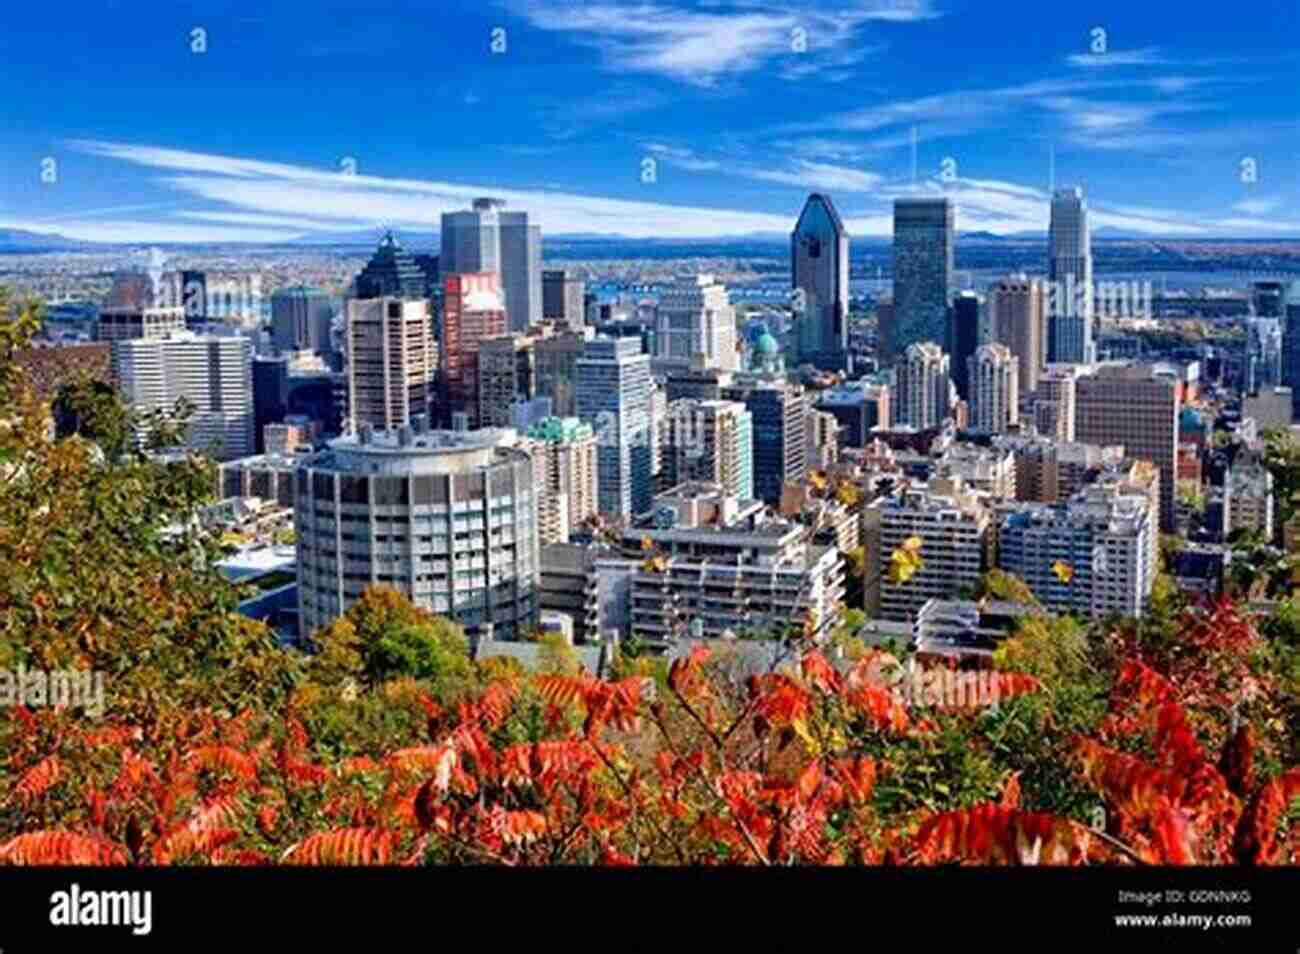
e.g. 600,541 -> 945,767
755,332 -> 780,355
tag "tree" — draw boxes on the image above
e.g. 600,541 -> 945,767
308,586 -> 476,698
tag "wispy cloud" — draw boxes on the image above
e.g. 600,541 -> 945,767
1232,197 -> 1282,216
505,0 -> 936,85
747,160 -> 882,192
52,140 -> 797,241
1067,47 -> 1166,68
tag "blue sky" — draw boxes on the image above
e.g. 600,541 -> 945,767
3,0 -> 1299,242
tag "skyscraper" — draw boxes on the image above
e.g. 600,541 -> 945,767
1048,187 -> 1094,364
111,332 -> 254,460
353,232 -> 430,300
968,343 -> 1018,433
792,193 -> 850,370
894,341 -> 951,429
989,274 -> 1046,396
721,379 -> 807,506
542,270 -> 586,330
575,336 -> 653,519
653,273 -> 739,374
345,298 -> 435,431
440,198 -> 541,332
272,286 -> 338,356
892,198 -> 955,359
660,399 -> 754,500
440,273 -> 508,429
535,329 -> 591,418
1284,282 -> 1300,419
477,332 -> 544,428
1075,364 -> 1180,531
948,291 -> 981,401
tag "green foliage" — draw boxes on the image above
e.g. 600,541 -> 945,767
308,587 -> 476,699
970,569 -> 1041,607
536,632 -> 582,676
0,289 -> 297,723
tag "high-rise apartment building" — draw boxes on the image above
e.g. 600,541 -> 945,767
863,475 -> 992,621
1035,366 -> 1078,440
575,336 -> 653,519
294,427 -> 538,640
1075,364 -> 1180,530
111,332 -> 254,460
595,485 -> 845,642
968,343 -> 1019,433
792,193 -> 850,370
520,416 -> 598,546
542,270 -> 586,330
660,399 -> 754,500
272,286 -> 338,356
989,274 -> 1046,396
948,291 -> 981,401
346,297 -> 434,431
1047,187 -> 1094,364
653,274 -> 739,374
998,485 -> 1154,618
892,198 -> 955,358
721,379 -> 808,505
894,341 -> 951,429
440,273 -> 507,429
440,198 -> 541,332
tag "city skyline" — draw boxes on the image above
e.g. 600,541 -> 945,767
3,1 -> 1300,244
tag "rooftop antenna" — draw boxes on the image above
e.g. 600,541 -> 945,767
1048,143 -> 1055,193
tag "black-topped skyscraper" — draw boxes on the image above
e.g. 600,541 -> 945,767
791,193 -> 850,371
353,232 -> 431,300
891,198 -> 954,363
1048,187 -> 1094,364
441,197 -> 542,333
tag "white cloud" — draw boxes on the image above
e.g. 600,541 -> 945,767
1231,197 -> 1282,216
505,1 -> 935,85
747,160 -> 882,192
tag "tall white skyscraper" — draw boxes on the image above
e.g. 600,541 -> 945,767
654,274 -> 739,374
576,336 -> 653,518
894,341 -> 951,429
968,343 -> 1019,433
1048,187 -> 1094,364
440,197 -> 541,332
111,332 -> 254,460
